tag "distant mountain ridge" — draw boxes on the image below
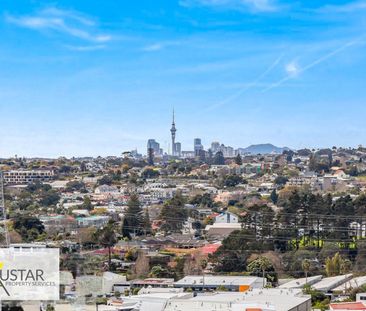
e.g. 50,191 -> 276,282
238,143 -> 290,155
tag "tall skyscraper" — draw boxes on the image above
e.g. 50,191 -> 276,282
147,139 -> 160,155
175,142 -> 181,157
170,110 -> 177,156
211,141 -> 220,154
194,138 -> 201,146
194,138 -> 204,157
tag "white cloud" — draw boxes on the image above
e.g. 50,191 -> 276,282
5,7 -> 111,43
180,0 -> 278,12
41,7 -> 96,26
285,61 -> 300,76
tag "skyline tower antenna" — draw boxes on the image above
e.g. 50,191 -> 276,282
170,108 -> 177,156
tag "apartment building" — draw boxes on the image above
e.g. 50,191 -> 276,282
3,169 -> 54,184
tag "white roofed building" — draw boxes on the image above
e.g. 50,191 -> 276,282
174,275 -> 265,291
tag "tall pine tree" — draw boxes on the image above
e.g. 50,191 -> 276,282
123,193 -> 143,238
143,208 -> 152,235
160,192 -> 188,233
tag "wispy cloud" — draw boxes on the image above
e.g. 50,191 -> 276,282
207,54 -> 283,110
65,45 -> 106,52
179,0 -> 278,12
318,1 -> 366,13
262,35 -> 366,92
142,41 -> 182,52
5,7 -> 111,43
143,43 -> 164,52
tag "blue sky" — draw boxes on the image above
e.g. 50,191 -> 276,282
0,0 -> 366,157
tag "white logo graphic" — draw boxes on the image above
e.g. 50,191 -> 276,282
0,248 -> 59,301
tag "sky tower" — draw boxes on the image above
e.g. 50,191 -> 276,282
170,109 -> 177,156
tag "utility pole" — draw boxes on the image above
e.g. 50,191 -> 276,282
0,171 -> 8,311
0,171 -> 9,247
317,218 -> 320,249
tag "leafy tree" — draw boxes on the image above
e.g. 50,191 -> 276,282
39,189 -> 60,207
354,193 -> 366,215
282,250 -> 318,278
234,154 -> 242,165
149,265 -> 171,278
26,182 -> 50,193
213,151 -> 225,165
270,189 -> 278,204
297,149 -> 312,156
189,193 -> 213,208
274,176 -> 288,186
330,196 -> 354,245
65,181 -> 86,192
247,256 -> 277,286
81,196 -> 93,211
141,168 -> 159,179
111,171 -> 122,182
160,192 -> 188,233
58,165 -> 73,174
355,241 -> 366,272
13,215 -> 45,242
211,229 -> 272,272
222,175 -> 245,187
80,162 -> 87,172
303,285 -> 329,310
309,152 -> 331,173
98,175 -> 113,186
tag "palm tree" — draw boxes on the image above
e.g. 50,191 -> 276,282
302,259 -> 311,285
258,257 -> 272,287
94,221 -> 117,270
247,256 -> 273,287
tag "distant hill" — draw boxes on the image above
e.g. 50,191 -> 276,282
239,143 -> 290,155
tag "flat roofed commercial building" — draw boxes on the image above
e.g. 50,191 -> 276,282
131,278 -> 175,288
166,289 -> 311,311
333,276 -> 366,292
164,300 -> 275,311
278,275 -> 323,289
312,274 -> 353,292
174,275 -> 266,291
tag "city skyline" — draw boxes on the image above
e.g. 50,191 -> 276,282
1,0 -> 366,157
